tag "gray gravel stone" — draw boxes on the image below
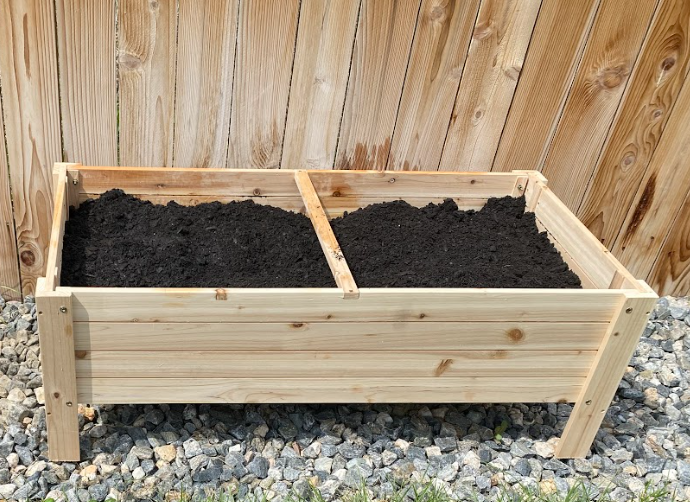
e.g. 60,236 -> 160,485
247,456 -> 269,478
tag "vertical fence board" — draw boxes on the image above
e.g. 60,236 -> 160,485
648,193 -> 690,296
173,0 -> 237,168
335,0 -> 421,171
438,0 -> 541,172
611,75 -> 690,279
281,0 -> 360,170
0,95 -> 21,300
387,0 -> 481,171
541,0 -> 659,211
56,0 -> 117,165
0,1 -> 62,296
228,0 -> 300,169
119,0 -> 177,167
491,0 -> 600,172
577,0 -> 690,247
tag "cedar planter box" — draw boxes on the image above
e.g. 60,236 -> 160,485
37,163 -> 657,461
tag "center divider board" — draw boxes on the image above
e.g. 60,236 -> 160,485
75,350 -> 595,379
73,321 -> 608,352
76,377 -> 584,404
63,287 -> 625,322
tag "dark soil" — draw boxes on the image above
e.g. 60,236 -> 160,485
329,196 -> 582,288
61,190 -> 334,287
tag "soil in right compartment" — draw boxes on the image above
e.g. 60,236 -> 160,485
329,196 -> 582,288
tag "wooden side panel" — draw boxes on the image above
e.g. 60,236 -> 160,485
439,0 -> 541,171
119,0 -> 177,166
227,0 -> 300,169
56,0 -> 117,165
0,1 -> 62,295
492,0 -> 600,172
577,0 -> 690,246
173,0 -> 238,168
281,0 -> 361,170
542,0 -> 659,210
648,194 -> 690,296
387,0 -> 481,171
74,321 -> 609,352
612,75 -> 690,278
65,287 -> 625,322
0,98 -> 21,300
77,376 -> 583,404
335,0 -> 421,170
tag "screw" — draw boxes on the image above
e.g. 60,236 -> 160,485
585,400 -> 592,405
517,184 -> 524,191
388,178 -> 396,183
72,178 -> 79,185
66,401 -> 73,407
625,307 -> 633,314
59,306 -> 68,313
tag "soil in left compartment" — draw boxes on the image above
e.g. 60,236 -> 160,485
60,189 -> 335,288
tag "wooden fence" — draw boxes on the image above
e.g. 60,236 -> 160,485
1,0 -> 689,299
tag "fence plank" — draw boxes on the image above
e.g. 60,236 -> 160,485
228,0 -> 300,169
611,75 -> 690,279
387,0 -> 481,171
438,0 -> 541,172
648,193 -> 690,296
577,0 -> 690,247
541,0 -> 658,211
491,0 -> 600,172
281,0 -> 360,170
0,1 -> 62,296
334,0 -> 420,170
56,0 -> 117,165
173,0 -> 237,168
0,96 -> 21,300
119,0 -> 177,167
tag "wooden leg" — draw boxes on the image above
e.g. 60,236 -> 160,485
36,291 -> 80,461
556,292 -> 656,458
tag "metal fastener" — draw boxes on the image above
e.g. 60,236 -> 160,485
59,306 -> 68,313
517,184 -> 524,191
66,401 -> 73,407
585,400 -> 592,405
625,307 -> 633,314
72,178 -> 79,185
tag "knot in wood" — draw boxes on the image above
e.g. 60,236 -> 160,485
661,57 -> 676,72
597,65 -> 627,89
20,250 -> 36,266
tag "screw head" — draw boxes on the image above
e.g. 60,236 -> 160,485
517,184 -> 524,191
72,178 -> 79,185
59,306 -> 68,313
625,307 -> 633,314
585,400 -> 592,405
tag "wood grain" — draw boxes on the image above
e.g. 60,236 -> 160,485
77,376 -> 583,404
492,0 -> 600,172
56,0 -> 117,165
577,0 -> 690,247
228,0 -> 300,169
281,0 -> 361,169
0,0 -> 62,295
542,0 -> 659,210
612,74 -> 690,279
119,0 -> 177,166
173,0 -> 238,167
0,100 -> 21,300
387,0 -> 481,171
335,0 -> 421,170
439,0 -> 541,171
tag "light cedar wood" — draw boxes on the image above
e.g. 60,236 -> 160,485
0,104 -> 21,300
76,376 -> 584,404
282,0 -> 361,169
387,0 -> 481,171
647,194 -> 690,296
63,287 -> 625,323
294,172 -> 358,298
439,0 -> 541,171
612,75 -> 690,278
73,321 -> 609,352
542,0 -> 659,210
43,165 -> 70,292
492,0 -> 600,172
556,291 -> 657,457
577,0 -> 690,246
228,0 -> 300,169
0,0 -> 62,295
75,350 -> 595,379
173,0 -> 238,167
119,0 -> 177,166
35,290 -> 80,461
335,0 -> 421,170
56,0 -> 117,165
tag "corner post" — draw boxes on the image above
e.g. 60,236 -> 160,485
556,289 -> 657,458
36,286 -> 80,461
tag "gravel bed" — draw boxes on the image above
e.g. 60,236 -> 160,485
1,295 -> 689,501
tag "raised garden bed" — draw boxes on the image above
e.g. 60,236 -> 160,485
37,163 -> 657,461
